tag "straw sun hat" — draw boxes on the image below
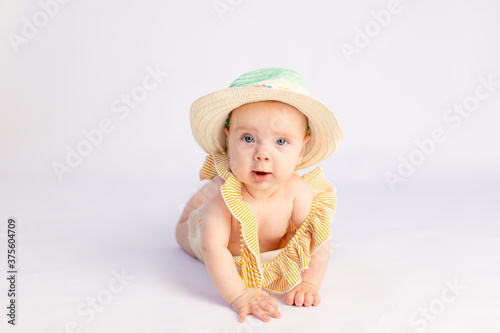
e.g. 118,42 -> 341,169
190,68 -> 344,170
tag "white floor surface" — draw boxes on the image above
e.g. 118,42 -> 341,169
1,177 -> 499,333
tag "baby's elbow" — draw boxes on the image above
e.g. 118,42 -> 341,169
200,240 -> 211,255
200,240 -> 225,258
200,243 -> 211,256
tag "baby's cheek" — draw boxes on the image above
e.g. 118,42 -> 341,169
282,161 -> 298,176
228,159 -> 245,178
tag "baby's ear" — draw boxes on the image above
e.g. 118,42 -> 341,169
298,134 -> 311,159
224,126 -> 230,152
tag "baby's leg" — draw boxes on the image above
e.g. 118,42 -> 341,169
175,182 -> 210,258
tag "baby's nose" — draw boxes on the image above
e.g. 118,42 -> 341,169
254,145 -> 270,161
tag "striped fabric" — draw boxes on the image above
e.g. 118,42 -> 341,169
199,153 -> 337,293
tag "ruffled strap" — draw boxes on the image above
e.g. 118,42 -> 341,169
199,153 -> 263,289
260,167 -> 336,292
220,172 -> 264,289
198,153 -> 337,292
200,153 -> 231,181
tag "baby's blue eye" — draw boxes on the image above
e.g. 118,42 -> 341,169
243,136 -> 254,143
276,139 -> 288,146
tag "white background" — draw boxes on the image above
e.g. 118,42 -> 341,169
1,0 -> 499,332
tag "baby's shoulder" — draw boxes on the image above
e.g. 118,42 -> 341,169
210,175 -> 225,187
202,176 -> 227,208
287,174 -> 314,226
201,176 -> 231,220
287,173 -> 313,197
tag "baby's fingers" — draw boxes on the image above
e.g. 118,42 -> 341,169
285,290 -> 296,306
250,304 -> 271,323
238,306 -> 248,323
265,295 -> 279,309
262,300 -> 281,319
237,306 -> 268,323
293,291 -> 305,306
303,292 -> 315,307
312,292 -> 321,306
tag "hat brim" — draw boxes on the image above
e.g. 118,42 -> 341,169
190,87 -> 344,170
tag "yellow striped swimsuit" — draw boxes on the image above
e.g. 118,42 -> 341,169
197,153 -> 337,293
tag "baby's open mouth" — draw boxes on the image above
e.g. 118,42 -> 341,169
252,170 -> 271,182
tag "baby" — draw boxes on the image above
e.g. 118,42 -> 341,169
176,68 -> 344,323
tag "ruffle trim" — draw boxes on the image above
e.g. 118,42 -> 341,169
200,153 -> 336,292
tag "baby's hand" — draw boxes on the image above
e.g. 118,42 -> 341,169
231,288 -> 281,323
285,281 -> 321,307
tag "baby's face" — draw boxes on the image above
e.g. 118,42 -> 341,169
224,101 -> 310,195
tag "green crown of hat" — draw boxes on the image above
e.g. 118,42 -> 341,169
229,68 -> 310,95
190,68 -> 344,169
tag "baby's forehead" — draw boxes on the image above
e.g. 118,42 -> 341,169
231,101 -> 308,123
229,102 -> 309,137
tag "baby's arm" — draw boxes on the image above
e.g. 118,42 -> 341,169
200,178 -> 280,322
286,178 -> 330,307
286,241 -> 330,306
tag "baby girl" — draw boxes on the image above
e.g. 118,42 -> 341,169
176,68 -> 344,323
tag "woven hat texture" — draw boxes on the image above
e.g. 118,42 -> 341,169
190,68 -> 344,169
